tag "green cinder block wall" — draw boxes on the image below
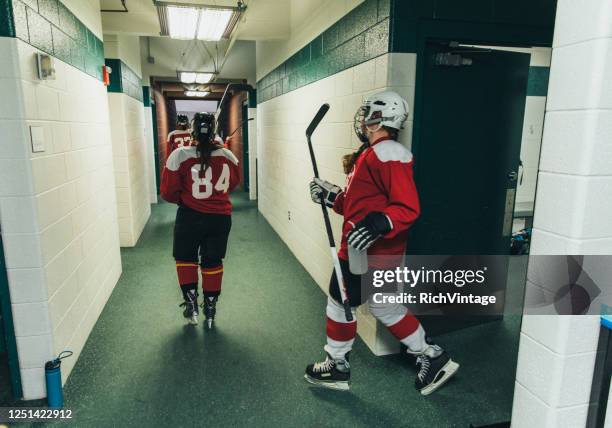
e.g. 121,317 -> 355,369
256,0 -> 555,104
256,0 -> 390,104
0,0 -> 105,81
105,58 -> 144,102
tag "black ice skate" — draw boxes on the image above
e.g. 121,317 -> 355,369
202,296 -> 217,328
408,343 -> 459,396
304,353 -> 350,391
179,290 -> 199,325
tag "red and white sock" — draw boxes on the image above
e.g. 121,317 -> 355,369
368,300 -> 427,353
325,297 -> 357,359
201,264 -> 223,296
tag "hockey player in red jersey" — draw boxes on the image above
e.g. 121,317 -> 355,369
161,112 -> 240,327
304,91 -> 459,395
166,114 -> 194,157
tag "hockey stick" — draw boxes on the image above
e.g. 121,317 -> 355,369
306,104 -> 354,322
227,118 -> 254,139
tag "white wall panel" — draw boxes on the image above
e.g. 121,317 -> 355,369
0,36 -> 122,399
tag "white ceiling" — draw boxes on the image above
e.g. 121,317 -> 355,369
100,0 -> 291,39
101,0 -> 330,82
140,37 -> 256,83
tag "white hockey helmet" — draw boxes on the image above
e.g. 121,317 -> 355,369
354,90 -> 409,142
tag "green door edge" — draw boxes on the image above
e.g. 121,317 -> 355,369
242,102 -> 249,193
151,103 -> 161,193
0,235 -> 22,399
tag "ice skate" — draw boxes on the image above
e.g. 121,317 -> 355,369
179,290 -> 199,325
408,343 -> 459,396
304,352 -> 351,391
202,296 -> 217,328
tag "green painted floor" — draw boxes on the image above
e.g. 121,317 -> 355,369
42,195 -> 520,428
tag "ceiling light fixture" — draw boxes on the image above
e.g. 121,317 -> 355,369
185,90 -> 210,98
155,1 -> 246,41
167,6 -> 199,40
178,71 -> 216,84
197,8 -> 234,41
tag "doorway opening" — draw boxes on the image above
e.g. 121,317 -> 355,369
174,99 -> 218,123
408,38 -> 550,426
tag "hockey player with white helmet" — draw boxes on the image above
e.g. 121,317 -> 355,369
305,90 -> 459,395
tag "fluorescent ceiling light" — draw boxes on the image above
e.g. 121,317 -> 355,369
179,72 -> 215,84
179,72 -> 197,84
195,72 -> 214,84
160,4 -> 238,41
185,91 -> 209,98
167,6 -> 199,40
197,8 -> 234,41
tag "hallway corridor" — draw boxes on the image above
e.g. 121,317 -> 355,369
42,195 -> 518,427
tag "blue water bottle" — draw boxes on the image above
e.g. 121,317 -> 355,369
44,350 -> 72,408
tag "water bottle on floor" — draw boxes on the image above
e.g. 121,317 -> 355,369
45,350 -> 73,408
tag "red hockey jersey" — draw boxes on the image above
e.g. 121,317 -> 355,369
160,146 -> 240,215
333,137 -> 420,261
166,130 -> 194,157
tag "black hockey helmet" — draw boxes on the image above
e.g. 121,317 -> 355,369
177,114 -> 189,126
191,112 -> 216,142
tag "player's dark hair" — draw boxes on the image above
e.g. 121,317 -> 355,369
343,144 -> 367,174
343,126 -> 398,174
192,113 -> 223,177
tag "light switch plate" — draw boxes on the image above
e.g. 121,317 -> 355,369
30,126 -> 45,153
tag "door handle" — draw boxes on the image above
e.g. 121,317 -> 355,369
507,171 -> 518,181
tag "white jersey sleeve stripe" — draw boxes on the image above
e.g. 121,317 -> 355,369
165,146 -> 198,171
212,148 -> 239,166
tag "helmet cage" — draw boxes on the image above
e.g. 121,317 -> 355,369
191,113 -> 216,142
353,106 -> 371,143
177,114 -> 189,126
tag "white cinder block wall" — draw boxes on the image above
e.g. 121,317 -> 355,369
257,52 -> 416,355
511,0 -> 612,426
104,36 -> 151,247
0,13 -> 122,399
107,93 -> 150,246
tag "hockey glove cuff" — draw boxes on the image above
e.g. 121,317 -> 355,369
310,178 -> 342,208
347,212 -> 393,251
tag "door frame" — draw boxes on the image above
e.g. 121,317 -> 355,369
0,234 -> 22,399
151,102 -> 161,193
241,100 -> 250,193
407,20 -> 553,423
411,20 -> 553,174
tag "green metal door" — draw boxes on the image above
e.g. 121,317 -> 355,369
409,43 -> 530,255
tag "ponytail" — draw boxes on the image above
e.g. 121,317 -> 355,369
196,133 -> 223,177
342,126 -> 398,174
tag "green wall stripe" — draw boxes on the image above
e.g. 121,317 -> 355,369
1,0 -> 105,81
0,0 -> 15,37
248,88 -> 257,108
527,66 -> 550,97
256,0 -> 391,104
142,86 -> 151,107
105,58 -> 144,103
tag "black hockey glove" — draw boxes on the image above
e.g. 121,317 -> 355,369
347,212 -> 393,251
309,178 -> 341,208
